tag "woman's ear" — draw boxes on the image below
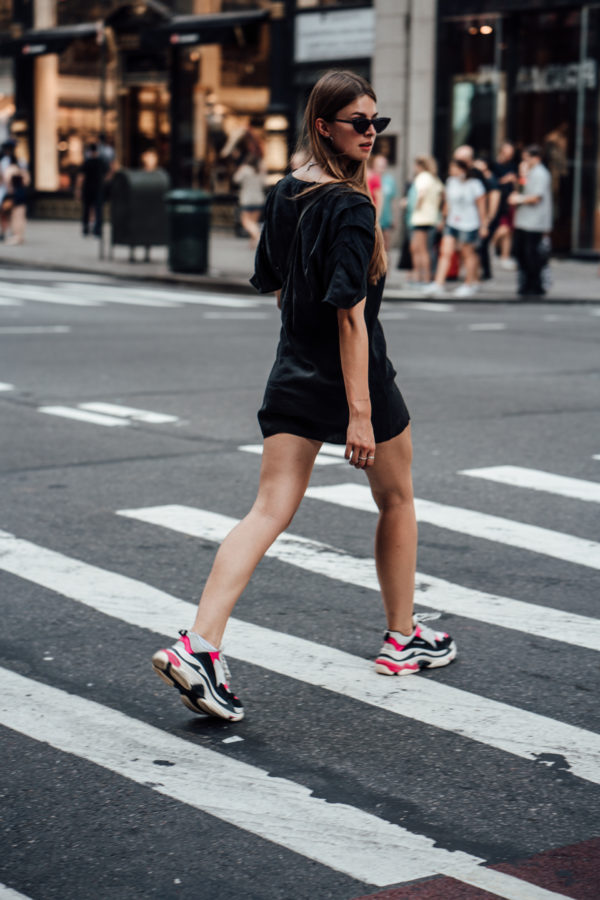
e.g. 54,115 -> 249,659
315,117 -> 331,140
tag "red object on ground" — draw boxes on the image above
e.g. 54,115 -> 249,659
353,836 -> 600,900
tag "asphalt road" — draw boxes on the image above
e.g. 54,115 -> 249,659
0,269 -> 599,900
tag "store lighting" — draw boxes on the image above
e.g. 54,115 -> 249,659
480,24 -> 493,35
468,25 -> 478,35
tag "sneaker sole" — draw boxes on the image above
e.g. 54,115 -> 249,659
375,642 -> 457,676
152,650 -> 244,722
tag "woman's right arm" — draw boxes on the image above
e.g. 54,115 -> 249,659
337,300 -> 375,469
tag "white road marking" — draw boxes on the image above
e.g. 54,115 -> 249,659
461,465 -> 600,503
0,884 -> 35,900
2,525 -> 600,785
0,268 -> 113,283
0,326 -> 71,335
78,402 -> 179,424
467,323 -> 507,331
0,670 -> 573,899
403,300 -> 456,312
116,287 -> 264,309
306,483 -> 600,571
118,505 -> 600,652
0,297 -> 22,306
0,666 -> 480,887
0,382 -> 14,391
239,443 -> 345,467
379,311 -> 409,320
1,283 -> 101,306
58,284 -> 182,308
38,406 -> 129,427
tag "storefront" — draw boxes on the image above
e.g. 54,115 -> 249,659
435,1 -> 600,254
0,1 -> 272,207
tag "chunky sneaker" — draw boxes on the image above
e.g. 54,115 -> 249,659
375,615 -> 457,675
152,630 -> 244,721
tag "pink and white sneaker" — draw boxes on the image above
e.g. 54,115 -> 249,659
375,616 -> 457,675
152,630 -> 244,721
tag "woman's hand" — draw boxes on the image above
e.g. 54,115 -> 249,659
345,406 -> 376,469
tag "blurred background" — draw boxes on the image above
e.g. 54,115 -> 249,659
0,0 -> 597,257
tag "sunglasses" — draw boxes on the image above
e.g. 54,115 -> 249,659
332,116 -> 391,135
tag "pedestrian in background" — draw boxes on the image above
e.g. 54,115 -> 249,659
372,154 -> 397,250
76,142 -> 108,237
409,155 -> 443,285
423,157 -> 487,298
233,153 -> 266,248
152,69 -> 456,722
1,144 -> 30,246
509,145 -> 552,297
366,153 -> 383,219
491,141 -> 518,270
473,156 -> 501,280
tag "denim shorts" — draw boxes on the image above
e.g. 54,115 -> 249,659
444,224 -> 479,244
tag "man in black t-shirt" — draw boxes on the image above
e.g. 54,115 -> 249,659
77,143 -> 108,237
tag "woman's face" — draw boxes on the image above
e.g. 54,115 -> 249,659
449,160 -> 465,179
317,93 -> 378,162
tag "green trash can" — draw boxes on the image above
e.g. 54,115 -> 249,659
166,189 -> 212,274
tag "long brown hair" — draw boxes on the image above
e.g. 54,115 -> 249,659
294,70 -> 387,284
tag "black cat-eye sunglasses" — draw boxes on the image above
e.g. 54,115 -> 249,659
332,116 -> 391,135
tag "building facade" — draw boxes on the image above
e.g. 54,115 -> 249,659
0,1 -> 597,254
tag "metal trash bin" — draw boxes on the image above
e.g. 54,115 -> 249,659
166,189 -> 212,274
110,168 -> 170,261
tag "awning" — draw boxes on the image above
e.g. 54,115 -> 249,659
0,9 -> 270,58
0,23 -> 101,57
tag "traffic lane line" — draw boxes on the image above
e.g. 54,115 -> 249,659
0,667 -> 481,888
4,521 -> 598,782
305,483 -> 600,570
460,465 -> 600,503
118,503 -> 600,652
354,836 -> 600,900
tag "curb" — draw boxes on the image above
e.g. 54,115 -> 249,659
1,255 -> 598,304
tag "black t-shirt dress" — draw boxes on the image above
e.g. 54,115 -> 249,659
250,173 -> 410,444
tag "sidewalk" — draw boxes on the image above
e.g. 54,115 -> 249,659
0,218 -> 598,302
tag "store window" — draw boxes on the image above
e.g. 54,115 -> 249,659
436,7 -> 599,253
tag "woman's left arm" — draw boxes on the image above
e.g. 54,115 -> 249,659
337,300 -> 375,469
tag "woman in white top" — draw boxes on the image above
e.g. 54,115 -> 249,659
233,154 -> 266,247
424,157 -> 488,298
409,156 -> 443,284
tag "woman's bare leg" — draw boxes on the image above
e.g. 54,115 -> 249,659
240,210 -> 261,247
365,425 -> 416,636
462,243 -> 479,284
433,235 -> 456,287
191,433 -> 321,646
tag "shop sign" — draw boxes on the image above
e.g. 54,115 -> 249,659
515,59 -> 596,93
22,44 -> 47,55
294,8 -> 375,63
170,33 -> 200,45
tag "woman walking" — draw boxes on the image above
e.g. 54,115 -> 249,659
152,71 -> 456,722
409,155 -> 443,285
233,153 -> 266,248
423,157 -> 487,298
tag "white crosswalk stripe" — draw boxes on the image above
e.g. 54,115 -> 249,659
0,668 -> 574,898
0,280 -> 265,310
460,465 -> 600,503
117,504 -> 600,652
3,525 -> 599,785
0,884 -> 34,900
305,483 -> 600,570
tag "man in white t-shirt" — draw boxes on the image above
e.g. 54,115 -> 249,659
509,145 -> 552,296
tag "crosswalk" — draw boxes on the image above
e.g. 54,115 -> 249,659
0,446 -> 598,898
0,279 -> 270,311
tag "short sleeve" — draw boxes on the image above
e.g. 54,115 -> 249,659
470,179 -> 485,200
322,200 -> 376,309
250,187 -> 281,294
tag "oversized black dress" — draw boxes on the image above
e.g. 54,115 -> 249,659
250,173 -> 410,444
